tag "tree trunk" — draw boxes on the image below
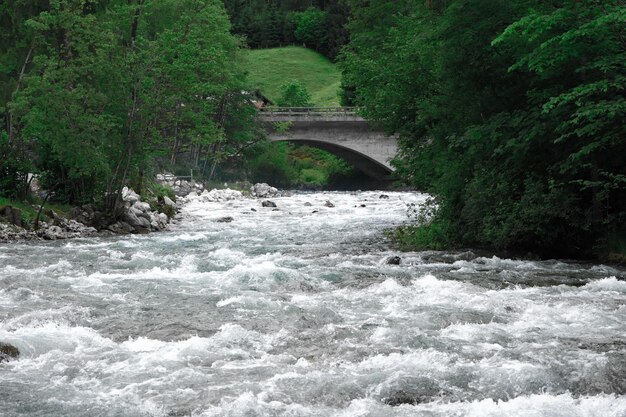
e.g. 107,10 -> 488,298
1,45 -> 34,174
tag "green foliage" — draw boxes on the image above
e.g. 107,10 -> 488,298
244,142 -> 297,188
244,46 -> 341,106
273,121 -> 293,133
0,131 -> 31,198
392,222 -> 450,252
146,182 -> 175,202
343,0 -> 626,258
2,0 -> 253,213
290,145 -> 353,187
277,81 -> 313,107
298,168 -> 326,186
244,142 -> 353,188
142,181 -> 176,217
292,7 -> 327,51
223,0 -> 348,60
0,196 -> 71,228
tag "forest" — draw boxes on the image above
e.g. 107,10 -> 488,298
1,0 -> 625,259
342,0 -> 625,259
1,0 -> 260,212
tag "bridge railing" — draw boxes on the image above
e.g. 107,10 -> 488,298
259,106 -> 359,115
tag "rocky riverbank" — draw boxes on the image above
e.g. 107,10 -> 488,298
0,186 -> 175,243
0,182 -> 283,243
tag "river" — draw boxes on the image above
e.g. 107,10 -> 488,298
1,191 -> 625,416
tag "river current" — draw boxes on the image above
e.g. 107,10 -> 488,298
1,191 -> 625,416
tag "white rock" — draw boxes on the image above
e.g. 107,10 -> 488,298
122,187 -> 140,204
163,196 -> 175,207
42,226 -> 64,240
251,183 -> 278,198
130,206 -> 144,217
133,201 -> 151,213
184,188 -> 243,203
123,210 -> 151,229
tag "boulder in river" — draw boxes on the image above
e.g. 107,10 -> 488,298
324,200 -> 335,208
251,183 -> 278,198
383,391 -> 422,406
123,209 -> 151,229
118,187 -> 173,233
262,200 -> 277,208
106,221 -> 135,235
216,216 -> 234,223
0,342 -> 19,362
387,256 -> 402,265
379,194 -> 390,199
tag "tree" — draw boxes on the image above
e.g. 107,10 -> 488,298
223,0 -> 349,60
10,0 -> 123,204
341,0 -> 626,258
293,7 -> 327,51
2,0 -> 254,216
277,81 -> 313,107
0,0 -> 50,197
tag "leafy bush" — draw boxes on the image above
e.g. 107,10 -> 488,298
277,81 -> 313,107
292,7 -> 327,52
244,142 -> 354,189
298,168 -> 326,186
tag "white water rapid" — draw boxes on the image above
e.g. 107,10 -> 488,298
1,191 -> 625,416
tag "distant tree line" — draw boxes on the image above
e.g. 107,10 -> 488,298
342,0 -> 626,258
223,0 -> 349,60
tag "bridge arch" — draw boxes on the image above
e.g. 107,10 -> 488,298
270,138 -> 393,180
259,108 -> 397,181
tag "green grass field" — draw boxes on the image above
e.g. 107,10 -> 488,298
244,46 -> 341,107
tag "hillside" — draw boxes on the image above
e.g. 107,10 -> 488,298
244,46 -> 341,107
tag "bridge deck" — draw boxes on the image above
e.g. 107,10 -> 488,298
259,107 -> 364,122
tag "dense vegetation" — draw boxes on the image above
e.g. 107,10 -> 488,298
244,46 -> 341,106
3,0 -> 622,259
1,0 -> 260,214
342,0 -> 625,259
223,0 -> 349,60
1,0 -> 354,222
243,142 -> 355,189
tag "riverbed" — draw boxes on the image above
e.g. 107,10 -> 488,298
1,191 -> 625,416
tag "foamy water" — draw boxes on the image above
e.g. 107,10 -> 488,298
1,191 -> 625,416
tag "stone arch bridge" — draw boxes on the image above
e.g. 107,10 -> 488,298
258,107 -> 397,181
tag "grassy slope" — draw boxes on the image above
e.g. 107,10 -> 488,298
244,46 -> 341,107
0,196 -> 71,226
